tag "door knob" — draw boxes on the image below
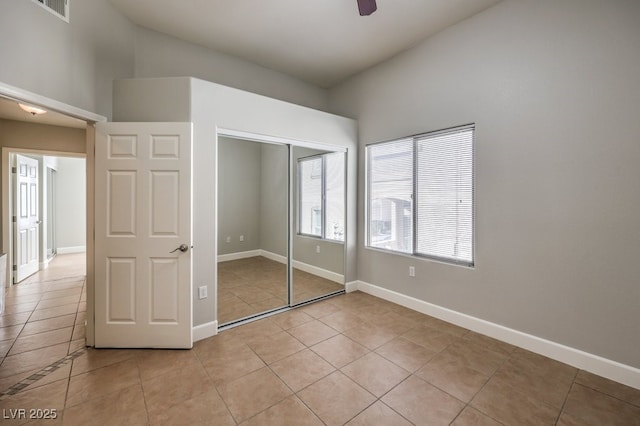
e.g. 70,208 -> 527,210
170,244 -> 189,253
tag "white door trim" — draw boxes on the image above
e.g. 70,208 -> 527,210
0,81 -> 106,346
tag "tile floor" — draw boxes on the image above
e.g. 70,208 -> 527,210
1,254 -> 639,425
218,256 -> 344,325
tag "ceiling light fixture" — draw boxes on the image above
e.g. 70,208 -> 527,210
19,103 -> 47,116
357,0 -> 377,16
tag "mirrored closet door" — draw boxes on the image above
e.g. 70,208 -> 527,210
217,135 -> 347,327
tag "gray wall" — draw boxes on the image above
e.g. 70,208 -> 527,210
0,0 -> 135,119
134,27 -> 329,112
217,137 -> 262,255
329,0 -> 640,368
259,144 -> 289,258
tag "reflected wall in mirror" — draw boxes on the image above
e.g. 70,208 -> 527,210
292,146 -> 346,304
217,137 -> 289,325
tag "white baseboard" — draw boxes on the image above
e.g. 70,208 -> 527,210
218,250 -> 345,284
355,280 -> 640,391
345,281 -> 359,293
218,250 -> 261,263
193,320 -> 218,342
292,260 -> 344,284
57,246 -> 86,254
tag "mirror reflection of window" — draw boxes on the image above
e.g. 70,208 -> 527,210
298,152 -> 344,241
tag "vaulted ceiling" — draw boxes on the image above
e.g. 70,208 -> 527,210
109,0 -> 501,88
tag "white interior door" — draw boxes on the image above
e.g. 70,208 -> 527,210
14,154 -> 40,283
95,122 -> 193,348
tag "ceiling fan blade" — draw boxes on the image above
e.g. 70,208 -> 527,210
357,0 -> 377,16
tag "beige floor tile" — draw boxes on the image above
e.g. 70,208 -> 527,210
0,312 -> 30,328
0,339 -> 12,358
451,406 -> 502,426
0,380 -> 67,423
68,338 -> 85,354
493,357 -> 575,409
319,310 -> 367,333
299,299 -> 341,318
558,383 -> 640,426
66,358 -> 140,407
270,309 -> 314,330
341,352 -> 410,397
0,324 -> 24,342
22,363 -> 72,393
224,318 -> 283,342
470,374 -> 560,426
135,348 -> 202,381
416,352 -> 490,402
242,395 -> 324,426
201,341 -> 265,386
38,288 -> 81,301
35,295 -> 81,310
375,311 -> 420,336
462,331 -> 518,356
575,370 -> 640,407
298,371 -> 375,426
346,401 -> 412,426
142,362 -> 215,417
70,347 -> 137,376
62,383 -> 148,426
382,375 -> 464,425
247,330 -> 305,364
2,301 -> 38,315
19,314 -> 76,337
218,367 -> 292,423
287,319 -> 339,346
28,304 -> 78,322
401,324 -> 460,353
342,322 -> 398,350
270,348 -> 335,392
0,343 -> 68,379
9,327 -> 73,356
375,336 -> 437,372
311,334 -> 369,368
149,387 -> 235,426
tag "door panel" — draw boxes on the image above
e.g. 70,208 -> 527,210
14,154 -> 40,283
95,122 -> 192,348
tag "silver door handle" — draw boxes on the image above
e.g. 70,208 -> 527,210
170,244 -> 189,253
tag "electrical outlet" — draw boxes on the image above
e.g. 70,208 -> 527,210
239,235 -> 244,242
198,286 -> 207,299
409,266 -> 415,277
225,236 -> 231,243
316,245 -> 321,253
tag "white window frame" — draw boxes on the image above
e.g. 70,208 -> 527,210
297,153 -> 345,242
366,124 -> 475,267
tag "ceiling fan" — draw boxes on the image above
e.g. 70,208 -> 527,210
357,0 -> 377,16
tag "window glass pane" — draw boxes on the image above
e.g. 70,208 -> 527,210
299,157 -> 322,236
325,152 -> 345,241
416,129 -> 473,263
367,139 -> 413,253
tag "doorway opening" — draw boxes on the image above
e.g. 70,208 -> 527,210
4,151 -> 86,285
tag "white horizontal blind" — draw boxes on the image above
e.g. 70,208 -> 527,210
366,125 -> 474,266
325,152 -> 345,241
416,127 -> 473,264
367,139 -> 413,253
299,157 -> 322,237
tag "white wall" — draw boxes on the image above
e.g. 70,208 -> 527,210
0,0 -> 135,118
134,27 -> 330,112
55,157 -> 86,252
329,0 -> 640,369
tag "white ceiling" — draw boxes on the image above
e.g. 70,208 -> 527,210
109,0 -> 501,88
0,97 -> 86,129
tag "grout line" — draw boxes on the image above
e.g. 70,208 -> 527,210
0,346 -> 87,400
